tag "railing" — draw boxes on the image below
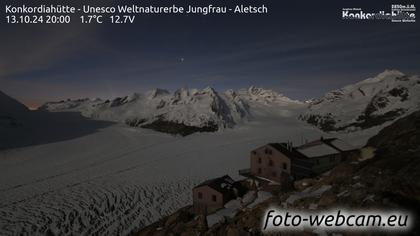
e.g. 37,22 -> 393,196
238,168 -> 251,175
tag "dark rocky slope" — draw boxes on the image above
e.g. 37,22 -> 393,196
0,90 -> 28,127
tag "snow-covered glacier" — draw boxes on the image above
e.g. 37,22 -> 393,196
2,72 -> 419,235
0,87 -> 312,235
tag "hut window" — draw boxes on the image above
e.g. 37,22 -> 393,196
258,168 -> 262,174
265,148 -> 272,155
283,163 -> 287,170
269,160 -> 274,166
212,195 -> 217,202
258,157 -> 262,164
198,192 -> 203,199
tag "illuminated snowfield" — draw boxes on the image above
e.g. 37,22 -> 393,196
0,103 -> 380,235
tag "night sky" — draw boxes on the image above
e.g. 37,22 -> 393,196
1,0 -> 419,108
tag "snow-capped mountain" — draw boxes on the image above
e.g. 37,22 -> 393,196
34,70 -> 420,135
0,90 -> 28,127
300,70 -> 420,132
40,86 -> 302,135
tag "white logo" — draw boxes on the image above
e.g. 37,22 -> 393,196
342,4 -> 416,22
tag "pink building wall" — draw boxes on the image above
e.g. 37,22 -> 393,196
193,185 -> 224,214
250,145 -> 291,183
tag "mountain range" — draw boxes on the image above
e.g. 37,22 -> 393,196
300,69 -> 420,132
39,86 -> 303,136
2,70 -> 420,136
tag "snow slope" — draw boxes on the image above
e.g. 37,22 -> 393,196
40,86 -> 302,135
0,100 -> 333,235
2,74 -> 417,234
300,70 -> 420,132
0,83 -> 391,235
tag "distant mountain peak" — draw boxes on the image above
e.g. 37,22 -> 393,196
376,69 -> 404,78
248,85 -> 268,93
301,70 -> 420,132
173,87 -> 190,98
146,88 -> 169,99
247,86 -> 276,97
0,90 -> 29,128
202,86 -> 217,93
359,69 -> 405,85
0,90 -> 28,114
